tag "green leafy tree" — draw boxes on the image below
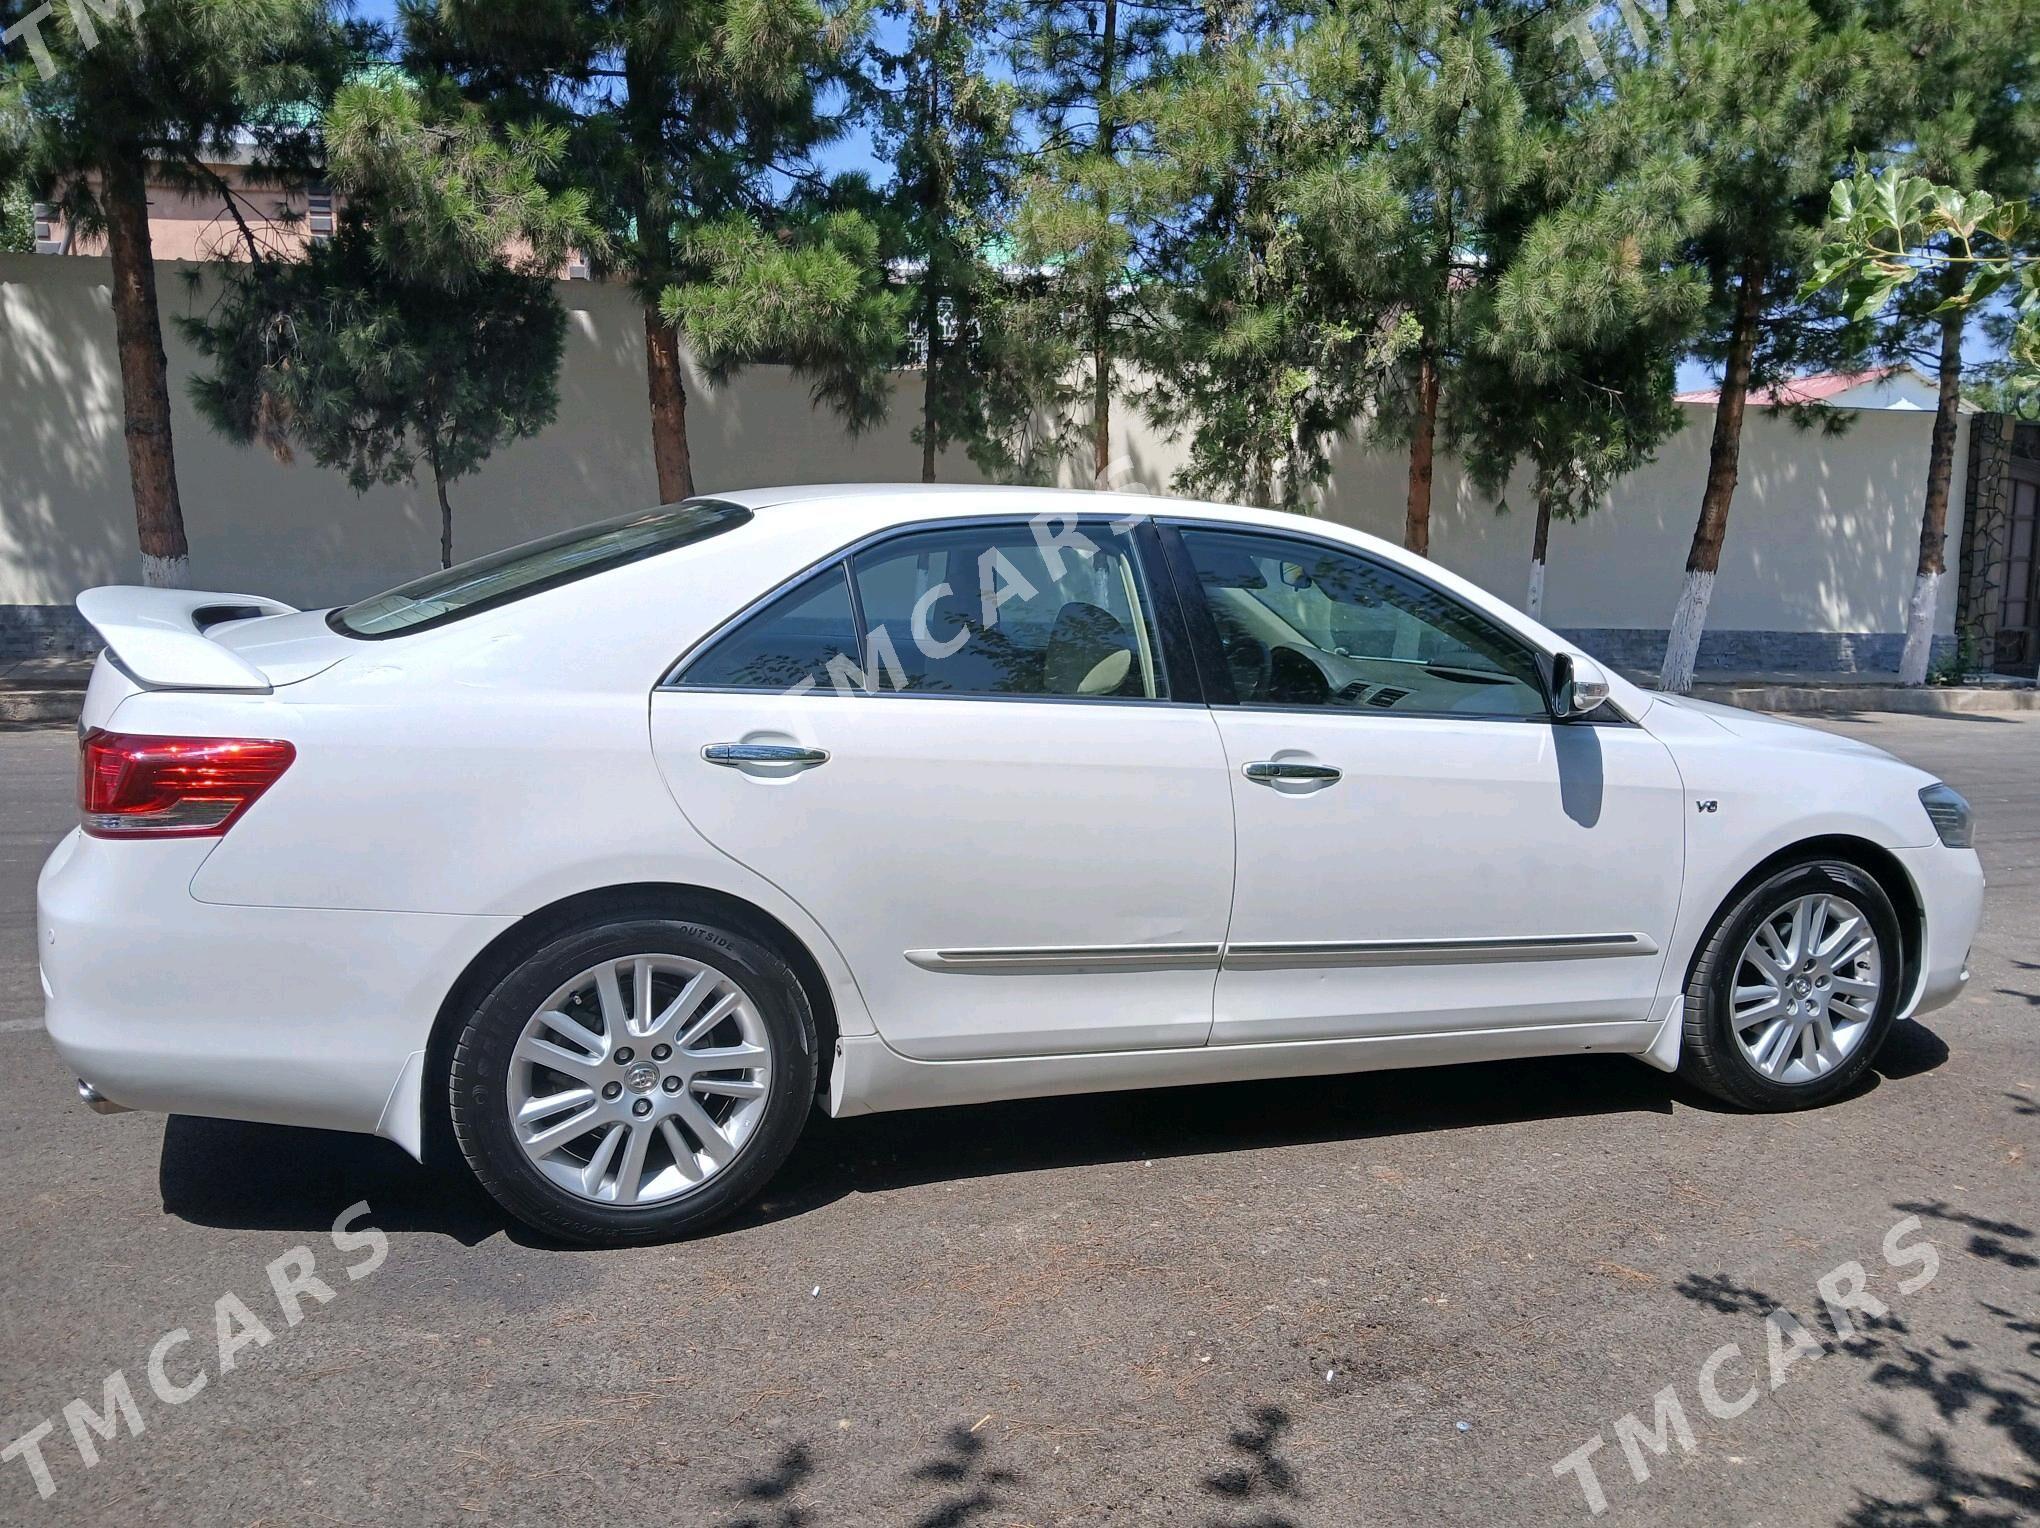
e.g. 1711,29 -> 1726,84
406,0 -> 890,505
1611,0 -> 1883,693
1806,166 -> 2039,670
0,169 -> 31,251
186,79 -> 594,567
0,0 -> 345,585
1818,2 -> 2038,684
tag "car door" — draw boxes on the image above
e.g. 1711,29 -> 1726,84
1160,521 -> 1687,1046
649,515 -> 1236,1062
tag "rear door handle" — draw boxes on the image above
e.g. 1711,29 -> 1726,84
703,743 -> 830,770
1243,761 -> 1341,784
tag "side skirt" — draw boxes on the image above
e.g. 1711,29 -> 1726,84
828,1018 -> 1663,1118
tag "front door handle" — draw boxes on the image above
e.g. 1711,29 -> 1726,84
703,743 -> 830,770
1243,761 -> 1341,785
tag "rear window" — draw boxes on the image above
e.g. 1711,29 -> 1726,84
329,500 -> 753,638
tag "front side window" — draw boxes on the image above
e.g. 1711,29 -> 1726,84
849,521 -> 1170,700
333,500 -> 752,637
1176,526 -> 1548,717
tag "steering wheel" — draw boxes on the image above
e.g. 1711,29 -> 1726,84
1267,645 -> 1332,706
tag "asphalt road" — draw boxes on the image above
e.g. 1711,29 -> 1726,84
0,712 -> 2033,1526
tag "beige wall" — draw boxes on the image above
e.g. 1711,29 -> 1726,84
0,253 -> 1961,640
42,167 -> 335,264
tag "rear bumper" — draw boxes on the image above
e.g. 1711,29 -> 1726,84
38,830 -> 513,1149
1892,842 -> 1984,1019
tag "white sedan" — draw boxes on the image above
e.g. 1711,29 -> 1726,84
39,486 -> 1984,1244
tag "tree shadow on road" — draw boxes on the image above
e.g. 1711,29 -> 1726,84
1203,1404 -> 1303,1528
1673,1201 -> 2040,1527
702,1405 -> 1304,1527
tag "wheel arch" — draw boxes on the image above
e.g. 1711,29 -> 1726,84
418,882 -> 842,1165
1687,834 -> 1924,1007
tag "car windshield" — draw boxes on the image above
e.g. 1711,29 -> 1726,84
330,501 -> 753,638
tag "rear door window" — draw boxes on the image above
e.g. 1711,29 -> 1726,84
848,521 -> 1171,699
675,567 -> 861,692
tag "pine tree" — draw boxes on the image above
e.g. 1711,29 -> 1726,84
1855,0 -> 2038,684
1134,23 -> 1417,510
865,0 -> 1058,481
1009,0 -> 1183,486
1459,13 -> 1705,615
186,78 -> 595,567
1622,0 -> 1882,693
0,0 -> 344,585
1279,0 -> 1543,557
407,0 -> 889,506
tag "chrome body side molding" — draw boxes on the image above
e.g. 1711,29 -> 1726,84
904,943 -> 1224,974
904,933 -> 1658,974
1219,933 -> 1660,969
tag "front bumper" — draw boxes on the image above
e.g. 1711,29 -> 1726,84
38,830 -> 514,1149
1891,841 -> 1985,1019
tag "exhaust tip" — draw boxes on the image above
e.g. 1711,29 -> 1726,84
77,1079 -> 131,1115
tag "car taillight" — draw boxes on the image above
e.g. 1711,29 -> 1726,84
79,729 -> 295,839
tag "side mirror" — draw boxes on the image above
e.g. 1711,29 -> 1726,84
1550,651 -> 1611,721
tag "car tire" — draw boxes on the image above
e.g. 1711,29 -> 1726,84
448,915 -> 816,1246
1678,858 -> 1905,1112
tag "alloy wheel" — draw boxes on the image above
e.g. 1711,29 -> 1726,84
1729,893 -> 1883,1085
506,954 -> 773,1206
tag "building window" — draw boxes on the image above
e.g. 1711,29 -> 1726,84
32,202 -> 59,255
307,186 -> 334,243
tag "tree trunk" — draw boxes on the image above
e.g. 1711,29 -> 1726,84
1404,347 -> 1440,557
625,36 -> 693,506
1661,260 -> 1764,694
918,0 -> 946,486
1527,488 -> 1553,619
1899,304 -> 1966,685
1091,0 -> 1118,489
921,287 -> 942,484
429,443 -> 454,569
103,151 -> 188,587
644,305 -> 694,503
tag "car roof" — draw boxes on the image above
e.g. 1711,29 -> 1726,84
702,482 -> 1346,533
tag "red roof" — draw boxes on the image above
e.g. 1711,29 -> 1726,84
1675,367 -> 1903,407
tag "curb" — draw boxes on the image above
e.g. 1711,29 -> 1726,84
1689,684 -> 2040,716
0,691 -> 84,726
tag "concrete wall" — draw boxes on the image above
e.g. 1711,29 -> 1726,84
1,254 -> 1965,669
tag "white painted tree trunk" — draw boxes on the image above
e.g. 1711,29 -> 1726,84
1526,558 -> 1545,619
141,553 -> 188,589
1896,572 -> 1939,686
1660,569 -> 1714,694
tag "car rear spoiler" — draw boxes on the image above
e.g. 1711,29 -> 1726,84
76,586 -> 299,694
